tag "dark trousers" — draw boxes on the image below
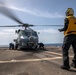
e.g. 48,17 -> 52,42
62,34 -> 76,67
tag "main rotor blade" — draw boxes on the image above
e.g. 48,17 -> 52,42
0,25 -> 21,27
0,24 -> 63,27
32,25 -> 63,27
0,23 -> 33,27
0,2 -> 23,24
22,24 -> 63,27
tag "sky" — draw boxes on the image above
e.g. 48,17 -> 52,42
0,0 -> 76,45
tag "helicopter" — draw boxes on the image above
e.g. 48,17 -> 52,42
14,27 -> 39,50
0,2 -> 62,50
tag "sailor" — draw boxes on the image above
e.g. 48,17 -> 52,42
38,43 -> 44,49
58,8 -> 76,70
9,43 -> 14,50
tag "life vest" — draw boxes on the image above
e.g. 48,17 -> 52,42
64,16 -> 76,36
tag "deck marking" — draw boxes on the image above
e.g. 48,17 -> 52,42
45,51 -> 62,56
0,57 -> 62,63
45,51 -> 73,59
0,50 -> 73,64
0,55 -> 73,64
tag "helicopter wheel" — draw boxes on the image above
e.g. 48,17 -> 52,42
33,46 -> 38,50
15,44 -> 18,50
18,46 -> 22,50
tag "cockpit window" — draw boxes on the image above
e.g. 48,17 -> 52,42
32,31 -> 37,36
19,30 -> 31,36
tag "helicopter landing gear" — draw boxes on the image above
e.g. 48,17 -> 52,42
17,45 -> 22,50
14,44 -> 19,50
14,44 -> 22,50
34,45 -> 38,50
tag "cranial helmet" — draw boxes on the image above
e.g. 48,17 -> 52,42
66,8 -> 74,16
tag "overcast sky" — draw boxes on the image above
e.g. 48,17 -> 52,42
0,0 -> 76,45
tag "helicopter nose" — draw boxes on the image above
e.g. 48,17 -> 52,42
29,36 -> 34,42
27,37 -> 34,46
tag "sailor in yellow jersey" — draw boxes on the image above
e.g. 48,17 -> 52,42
58,8 -> 76,70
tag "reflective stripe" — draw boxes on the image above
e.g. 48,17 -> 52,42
67,31 -> 76,34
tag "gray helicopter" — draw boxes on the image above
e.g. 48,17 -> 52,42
0,2 -> 62,50
14,27 -> 39,50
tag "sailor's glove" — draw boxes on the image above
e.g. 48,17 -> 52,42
58,29 -> 62,32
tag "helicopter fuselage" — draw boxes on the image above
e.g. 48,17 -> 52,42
14,28 -> 39,49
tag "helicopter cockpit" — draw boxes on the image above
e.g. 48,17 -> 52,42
18,30 -> 31,37
18,29 -> 38,37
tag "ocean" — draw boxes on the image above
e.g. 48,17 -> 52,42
0,43 -> 62,48
45,43 -> 62,46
